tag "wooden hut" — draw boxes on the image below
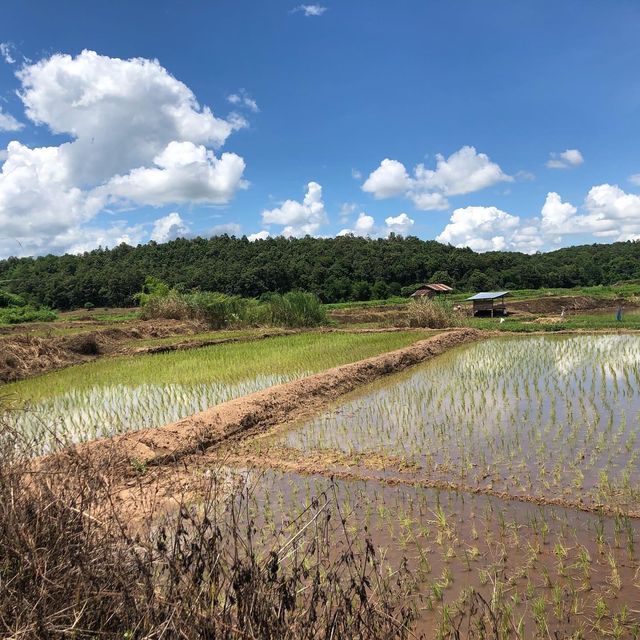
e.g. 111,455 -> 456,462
466,291 -> 509,317
410,283 -> 454,298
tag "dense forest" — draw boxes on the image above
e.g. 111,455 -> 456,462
1,235 -> 639,310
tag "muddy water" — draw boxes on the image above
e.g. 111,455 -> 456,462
242,469 -> 640,637
278,335 -> 640,510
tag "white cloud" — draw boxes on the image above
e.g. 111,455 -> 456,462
0,43 -> 15,64
362,159 -> 412,199
227,89 -> 259,113
105,141 -> 247,206
292,4 -> 327,16
436,206 -> 521,252
0,50 -> 247,257
351,168 -> 362,180
540,185 -> 640,241
261,181 -> 327,237
338,212 -> 376,237
546,148 -> 584,169
384,213 -> 414,236
339,201 -> 357,223
61,222 -> 147,255
248,230 -> 270,241
0,107 -> 24,131
211,222 -> 241,236
363,146 -> 511,210
150,212 -> 190,242
435,183 -> 640,255
540,192 -> 577,233
629,173 -> 640,187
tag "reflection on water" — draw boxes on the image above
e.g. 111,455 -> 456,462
281,335 -> 640,502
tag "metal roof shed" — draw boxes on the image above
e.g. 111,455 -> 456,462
410,283 -> 454,298
466,291 -> 509,317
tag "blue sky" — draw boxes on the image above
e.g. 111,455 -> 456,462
1,0 -> 640,257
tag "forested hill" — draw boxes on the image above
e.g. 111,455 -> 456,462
1,235 -> 639,310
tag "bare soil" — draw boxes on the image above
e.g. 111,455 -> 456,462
0,319 -> 206,382
507,294 -> 632,315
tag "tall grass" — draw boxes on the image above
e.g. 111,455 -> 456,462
407,296 -> 462,328
265,291 -> 327,328
137,277 -> 324,329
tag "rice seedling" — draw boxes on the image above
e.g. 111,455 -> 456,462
278,334 -> 640,511
1,331 -> 426,451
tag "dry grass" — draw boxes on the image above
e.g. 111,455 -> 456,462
0,418 -> 419,639
407,297 -> 463,329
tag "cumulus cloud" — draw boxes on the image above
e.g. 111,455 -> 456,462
105,141 -> 247,206
363,146 -> 511,210
629,173 -> 640,187
540,185 -> 640,241
337,212 -> 376,237
150,212 -> 190,242
0,43 -> 15,64
261,181 -> 327,237
0,50 -> 248,257
248,230 -> 270,241
0,107 -> 23,131
546,149 -> 584,169
435,183 -> 640,255
436,206 -> 521,252
292,4 -> 327,16
384,213 -> 414,236
362,159 -> 412,199
227,89 -> 259,113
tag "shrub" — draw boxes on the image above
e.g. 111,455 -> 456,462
266,291 -> 327,328
0,290 -> 27,308
407,296 -> 462,328
0,306 -> 57,325
186,291 -> 251,329
140,291 -> 192,321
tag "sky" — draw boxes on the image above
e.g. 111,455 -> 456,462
1,0 -> 640,258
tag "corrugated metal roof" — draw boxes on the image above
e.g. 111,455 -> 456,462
466,291 -> 509,301
425,283 -> 453,292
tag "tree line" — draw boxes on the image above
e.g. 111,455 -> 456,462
1,234 -> 639,310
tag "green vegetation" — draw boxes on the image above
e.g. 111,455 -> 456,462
0,288 -> 57,324
137,276 -> 326,328
3,235 -> 640,308
4,331 -> 428,449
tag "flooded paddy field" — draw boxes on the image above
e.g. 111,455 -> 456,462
1,331 -> 426,453
269,335 -> 640,513
240,469 -> 640,638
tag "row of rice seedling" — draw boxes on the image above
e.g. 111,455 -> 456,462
242,469 -> 640,638
1,331 -> 427,452
278,335 -> 640,510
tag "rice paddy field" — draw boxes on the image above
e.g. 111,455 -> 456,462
235,333 -> 640,635
1,331 -> 428,453
241,468 -> 640,638
3,328 -> 640,635
269,335 -> 640,511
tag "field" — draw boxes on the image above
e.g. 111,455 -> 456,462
3,289 -> 640,637
3,331 -> 429,453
